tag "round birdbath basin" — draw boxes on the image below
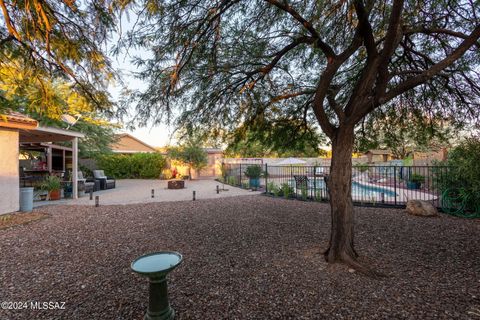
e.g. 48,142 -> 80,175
132,251 -> 183,320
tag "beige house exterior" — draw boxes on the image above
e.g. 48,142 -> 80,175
110,133 -> 157,154
109,134 -> 223,178
199,148 -> 223,177
365,149 -> 394,163
0,113 -> 37,214
0,113 -> 85,215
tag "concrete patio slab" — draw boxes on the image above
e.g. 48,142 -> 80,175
34,179 -> 260,206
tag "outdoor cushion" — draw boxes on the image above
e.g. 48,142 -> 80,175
78,171 -> 87,183
93,170 -> 107,179
84,181 -> 95,193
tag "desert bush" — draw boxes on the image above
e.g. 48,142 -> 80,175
96,153 -> 167,179
436,138 -> 480,211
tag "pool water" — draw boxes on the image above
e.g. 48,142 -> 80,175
289,179 -> 397,198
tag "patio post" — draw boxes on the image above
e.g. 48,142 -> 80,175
72,137 -> 78,199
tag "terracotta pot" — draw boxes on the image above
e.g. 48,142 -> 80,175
49,189 -> 61,201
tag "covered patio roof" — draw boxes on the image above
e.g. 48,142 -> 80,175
1,113 -> 86,200
19,126 -> 84,143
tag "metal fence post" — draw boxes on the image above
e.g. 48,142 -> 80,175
239,163 -> 242,187
313,166 -> 317,201
265,163 -> 268,194
394,166 -> 397,206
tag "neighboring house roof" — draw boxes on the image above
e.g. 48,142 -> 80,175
0,112 -> 38,130
110,133 -> 157,153
365,149 -> 392,155
204,148 -> 223,154
156,146 -> 223,155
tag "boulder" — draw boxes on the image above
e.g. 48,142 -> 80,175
406,200 -> 438,217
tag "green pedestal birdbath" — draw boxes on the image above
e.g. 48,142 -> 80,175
131,251 -> 183,320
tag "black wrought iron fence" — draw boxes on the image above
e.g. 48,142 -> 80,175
221,163 -> 450,208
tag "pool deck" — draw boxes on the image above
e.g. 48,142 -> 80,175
34,179 -> 261,207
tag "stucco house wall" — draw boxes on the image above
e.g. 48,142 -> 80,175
0,128 -> 19,214
110,134 -> 157,153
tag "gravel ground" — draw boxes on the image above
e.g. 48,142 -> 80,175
1,196 -> 479,320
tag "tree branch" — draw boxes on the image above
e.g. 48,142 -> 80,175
264,0 -> 336,58
242,36 -> 315,90
0,0 -> 22,40
269,89 -> 315,103
375,0 -> 404,98
403,26 -> 480,48
353,0 -> 377,57
381,24 -> 480,104
312,61 -> 343,138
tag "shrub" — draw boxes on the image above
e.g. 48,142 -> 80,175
79,164 -> 93,178
354,162 -> 369,173
226,175 -> 237,186
272,185 -> 282,197
266,181 -> 276,193
280,183 -> 294,199
300,185 -> 308,200
168,144 -> 208,179
244,165 -> 263,178
40,175 -> 62,191
436,138 -> 480,211
96,153 -> 167,179
409,173 -> 424,184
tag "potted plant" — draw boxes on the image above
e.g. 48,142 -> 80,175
41,175 -> 62,200
244,165 -> 263,189
407,173 -> 424,190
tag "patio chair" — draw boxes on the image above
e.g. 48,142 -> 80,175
78,171 -> 98,194
93,170 -> 116,190
293,175 -> 309,198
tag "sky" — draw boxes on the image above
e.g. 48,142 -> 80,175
108,14 -> 175,148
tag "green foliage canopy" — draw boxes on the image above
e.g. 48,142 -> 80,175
437,137 -> 480,212
168,143 -> 208,171
355,105 -> 457,159
120,1 -> 480,142
0,0 -> 119,114
96,153 -> 167,179
225,119 -> 327,157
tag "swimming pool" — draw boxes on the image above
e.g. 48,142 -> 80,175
288,179 -> 397,198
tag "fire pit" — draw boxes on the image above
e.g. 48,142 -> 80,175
167,180 -> 185,189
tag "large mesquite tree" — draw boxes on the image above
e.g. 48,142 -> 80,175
0,0 -> 119,114
122,0 -> 480,273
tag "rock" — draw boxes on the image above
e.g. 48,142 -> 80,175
406,200 -> 438,217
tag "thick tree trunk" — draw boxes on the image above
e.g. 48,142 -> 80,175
324,125 -> 358,264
